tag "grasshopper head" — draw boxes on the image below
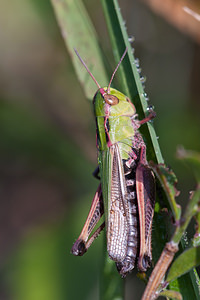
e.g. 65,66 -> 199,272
93,87 -> 136,117
74,47 -> 136,118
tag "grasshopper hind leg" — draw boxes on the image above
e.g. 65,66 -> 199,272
71,184 -> 104,256
136,146 -> 155,272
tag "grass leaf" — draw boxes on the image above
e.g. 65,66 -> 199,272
51,0 -> 109,100
167,246 -> 200,283
101,0 -> 163,164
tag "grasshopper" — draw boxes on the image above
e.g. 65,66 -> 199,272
71,48 -> 156,277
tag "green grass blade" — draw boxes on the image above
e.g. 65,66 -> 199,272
150,163 -> 181,221
51,0 -> 109,100
159,289 -> 183,300
101,0 -> 163,164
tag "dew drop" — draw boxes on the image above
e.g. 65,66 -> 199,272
128,36 -> 135,43
147,105 -> 154,111
143,92 -> 149,102
140,76 -> 146,83
183,232 -> 189,247
135,58 -> 140,67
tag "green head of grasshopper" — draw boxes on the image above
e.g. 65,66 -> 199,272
94,87 -> 136,151
94,87 -> 136,117
74,48 -> 137,151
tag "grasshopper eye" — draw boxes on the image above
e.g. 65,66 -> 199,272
104,94 -> 119,106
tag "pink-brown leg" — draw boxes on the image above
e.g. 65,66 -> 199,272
139,111 -> 156,126
71,184 -> 104,256
136,146 -> 155,271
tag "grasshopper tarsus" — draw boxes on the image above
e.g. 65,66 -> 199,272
71,239 -> 87,256
71,222 -> 105,256
71,184 -> 104,256
138,254 -> 151,272
116,261 -> 135,278
139,111 -> 156,126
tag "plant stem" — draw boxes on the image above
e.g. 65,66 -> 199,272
141,186 -> 200,300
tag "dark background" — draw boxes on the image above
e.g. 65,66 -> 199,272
1,0 -> 200,299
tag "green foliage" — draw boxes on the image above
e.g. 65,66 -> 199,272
167,246 -> 200,283
150,163 -> 181,221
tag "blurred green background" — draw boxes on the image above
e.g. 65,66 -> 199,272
1,0 -> 200,299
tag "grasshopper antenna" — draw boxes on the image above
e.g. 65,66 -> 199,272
74,48 -> 101,89
107,47 -> 128,94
